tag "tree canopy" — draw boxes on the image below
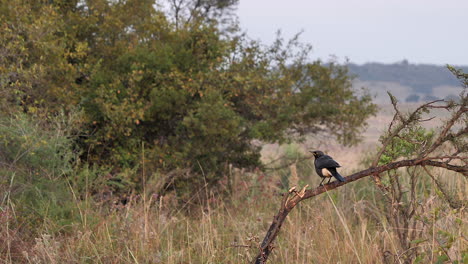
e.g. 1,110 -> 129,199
0,0 -> 376,193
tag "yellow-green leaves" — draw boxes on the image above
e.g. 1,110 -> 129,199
2,0 -> 376,192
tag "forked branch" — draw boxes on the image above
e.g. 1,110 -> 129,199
252,67 -> 467,263
251,159 -> 467,264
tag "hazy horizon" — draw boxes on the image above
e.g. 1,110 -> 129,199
347,60 -> 468,67
237,0 -> 468,66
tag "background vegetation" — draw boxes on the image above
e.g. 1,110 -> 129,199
348,61 -> 468,94
1,0 -> 375,195
0,0 -> 466,263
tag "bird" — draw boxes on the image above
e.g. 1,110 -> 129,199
310,150 -> 346,186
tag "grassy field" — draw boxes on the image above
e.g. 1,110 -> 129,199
2,168 -> 465,263
1,104 -> 467,263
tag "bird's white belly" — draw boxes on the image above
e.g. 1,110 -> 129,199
322,168 -> 332,177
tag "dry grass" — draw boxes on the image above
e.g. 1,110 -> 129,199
1,164 -> 466,264
1,105 -> 466,263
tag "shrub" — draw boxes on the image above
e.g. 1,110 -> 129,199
0,112 -> 78,234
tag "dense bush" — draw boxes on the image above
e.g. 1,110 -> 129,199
1,0 -> 376,194
0,113 -> 78,233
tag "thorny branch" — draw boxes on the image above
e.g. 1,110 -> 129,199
251,159 -> 466,264
251,82 -> 467,263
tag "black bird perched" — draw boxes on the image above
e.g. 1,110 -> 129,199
310,150 -> 346,186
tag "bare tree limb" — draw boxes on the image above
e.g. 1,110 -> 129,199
251,159 -> 466,264
252,65 -> 467,264
368,96 -> 450,196
422,166 -> 466,209
372,98 -> 450,168
418,104 -> 467,158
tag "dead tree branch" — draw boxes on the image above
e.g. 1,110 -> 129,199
252,66 -> 467,264
251,159 -> 467,264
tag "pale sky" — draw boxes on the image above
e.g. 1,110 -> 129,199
237,0 -> 468,65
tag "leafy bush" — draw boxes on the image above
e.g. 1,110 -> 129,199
0,113 -> 79,234
1,1 -> 377,195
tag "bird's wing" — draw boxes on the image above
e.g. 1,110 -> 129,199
316,155 -> 341,168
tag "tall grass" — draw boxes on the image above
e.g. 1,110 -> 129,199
1,115 -> 466,263
2,167 -> 465,263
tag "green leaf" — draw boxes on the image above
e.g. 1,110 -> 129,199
435,255 -> 449,264
410,238 -> 428,244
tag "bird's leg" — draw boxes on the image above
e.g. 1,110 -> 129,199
319,177 -> 326,186
327,177 -> 332,184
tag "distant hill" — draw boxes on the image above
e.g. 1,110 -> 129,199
348,61 -> 467,103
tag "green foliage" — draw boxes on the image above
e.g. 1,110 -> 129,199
379,126 -> 434,165
0,113 -> 75,177
1,0 -> 376,194
0,0 -> 82,114
373,78 -> 467,263
447,65 -> 468,88
0,113 -> 79,234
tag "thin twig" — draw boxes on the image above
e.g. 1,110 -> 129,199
251,159 -> 467,263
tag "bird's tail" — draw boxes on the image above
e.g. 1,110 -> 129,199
332,171 -> 346,182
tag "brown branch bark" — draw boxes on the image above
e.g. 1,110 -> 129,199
372,98 -> 448,168
422,166 -> 466,209
418,104 -> 467,158
251,159 -> 467,264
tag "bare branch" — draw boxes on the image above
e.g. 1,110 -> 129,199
418,104 -> 467,158
251,158 -> 466,263
371,96 -> 444,168
422,166 -> 465,209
